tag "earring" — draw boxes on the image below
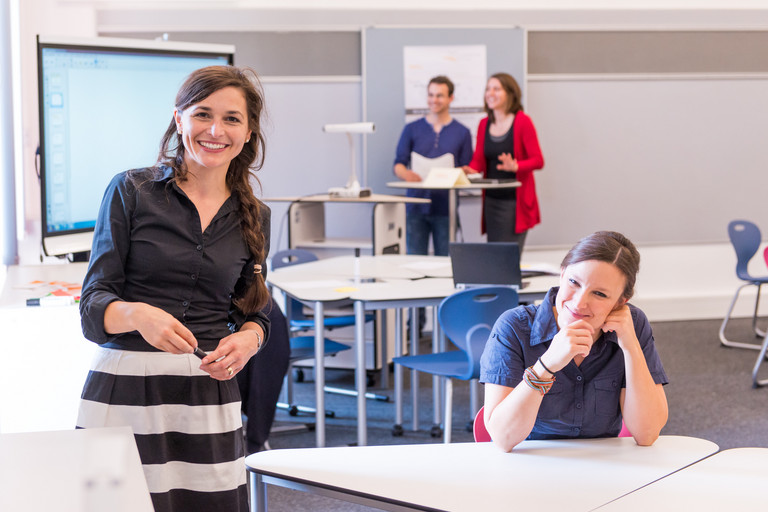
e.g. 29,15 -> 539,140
245,138 -> 250,143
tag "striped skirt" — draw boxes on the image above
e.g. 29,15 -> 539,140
77,347 -> 248,512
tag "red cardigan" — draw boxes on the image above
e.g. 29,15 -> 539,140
468,111 -> 544,234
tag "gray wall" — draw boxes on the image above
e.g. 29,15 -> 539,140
526,30 -> 768,246
104,29 -> 768,247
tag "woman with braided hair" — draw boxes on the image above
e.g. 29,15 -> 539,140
77,66 -> 271,511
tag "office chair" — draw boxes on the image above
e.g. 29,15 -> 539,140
472,406 -> 632,443
272,249 -> 372,332
472,406 -> 491,442
271,249 -> 380,417
718,220 -> 768,350
393,286 -> 518,443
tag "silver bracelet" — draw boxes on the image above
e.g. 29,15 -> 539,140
246,329 -> 262,350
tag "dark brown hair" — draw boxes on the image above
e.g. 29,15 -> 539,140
485,72 -> 523,124
428,75 -> 455,97
156,65 -> 269,313
560,231 -> 641,300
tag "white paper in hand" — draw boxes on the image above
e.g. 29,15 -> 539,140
410,152 -> 455,180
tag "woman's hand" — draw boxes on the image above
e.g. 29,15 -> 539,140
602,305 -> 638,350
108,301 -> 197,354
201,327 -> 263,381
496,152 -> 519,172
543,319 -> 595,371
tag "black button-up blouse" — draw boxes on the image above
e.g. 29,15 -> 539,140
80,166 -> 271,352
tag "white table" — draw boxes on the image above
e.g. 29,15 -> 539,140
597,447 -> 768,510
0,426 -> 153,512
245,435 -> 719,512
0,263 -> 93,433
386,180 -> 520,242
265,193 -> 429,255
267,254 -> 558,447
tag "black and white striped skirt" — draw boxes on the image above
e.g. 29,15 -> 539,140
77,347 -> 248,512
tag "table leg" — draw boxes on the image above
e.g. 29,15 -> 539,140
314,302 -> 325,448
379,311 -> 389,389
432,308 -> 442,431
249,471 -> 267,512
449,189 -> 457,243
393,308 -> 404,435
410,306 -> 419,432
355,300 -> 367,446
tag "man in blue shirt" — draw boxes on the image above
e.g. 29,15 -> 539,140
393,75 -> 473,257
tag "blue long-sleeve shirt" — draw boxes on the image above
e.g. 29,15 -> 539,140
394,118 -> 473,216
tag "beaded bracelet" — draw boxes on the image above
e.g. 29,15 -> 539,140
523,366 -> 555,395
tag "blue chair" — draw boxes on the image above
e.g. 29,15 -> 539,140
718,220 -> 768,351
393,286 -> 518,443
271,249 -> 378,416
271,249 -> 351,416
272,249 -> 370,331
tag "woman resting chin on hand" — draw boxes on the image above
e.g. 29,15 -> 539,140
479,231 -> 669,452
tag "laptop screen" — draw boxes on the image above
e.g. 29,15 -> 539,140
449,242 -> 522,288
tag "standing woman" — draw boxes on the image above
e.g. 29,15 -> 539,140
77,66 -> 271,512
465,72 -> 544,250
480,231 -> 668,452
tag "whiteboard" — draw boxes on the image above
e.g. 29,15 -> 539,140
364,27 -> 526,195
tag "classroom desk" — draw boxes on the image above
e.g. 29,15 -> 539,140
267,254 -> 559,447
386,180 -> 520,242
0,263 -> 92,433
597,447 -> 768,510
0,426 -> 153,512
245,435 -> 719,512
265,193 -> 430,255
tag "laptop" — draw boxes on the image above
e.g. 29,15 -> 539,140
449,242 -> 523,289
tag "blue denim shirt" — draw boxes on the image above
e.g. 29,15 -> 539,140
480,287 -> 668,439
393,118 -> 473,216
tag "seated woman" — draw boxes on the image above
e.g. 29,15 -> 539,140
480,231 -> 668,452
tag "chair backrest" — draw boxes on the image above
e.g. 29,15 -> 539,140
763,246 -> 768,272
438,286 -> 519,381
270,249 -> 319,323
728,220 -> 762,281
473,405 -> 632,442
473,406 -> 491,442
271,248 -> 318,270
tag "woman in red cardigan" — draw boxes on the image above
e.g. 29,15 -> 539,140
465,73 -> 544,251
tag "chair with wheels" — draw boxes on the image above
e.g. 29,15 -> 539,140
472,406 -> 632,443
271,249 -> 379,417
393,286 -> 519,443
718,220 -> 768,350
